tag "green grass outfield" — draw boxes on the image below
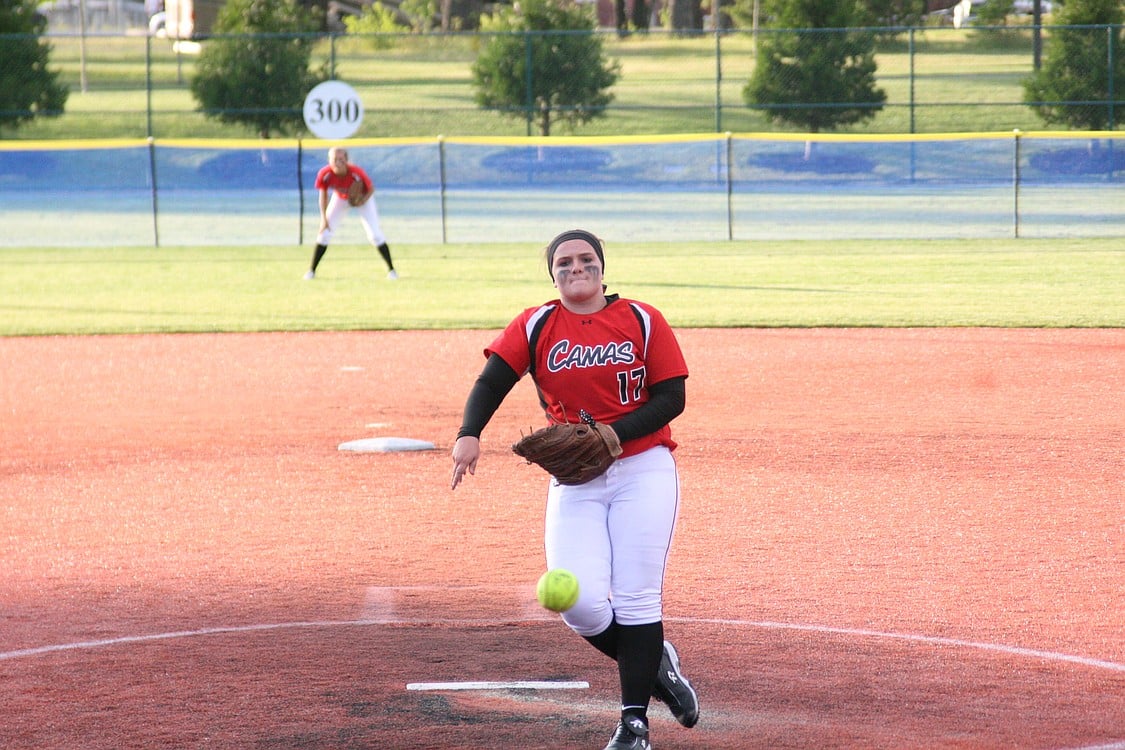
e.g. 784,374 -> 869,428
2,238 -> 1122,336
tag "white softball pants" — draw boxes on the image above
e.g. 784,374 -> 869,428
316,194 -> 387,246
544,446 -> 679,636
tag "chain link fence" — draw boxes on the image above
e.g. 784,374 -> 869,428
3,133 -> 1123,247
1,24 -> 1122,140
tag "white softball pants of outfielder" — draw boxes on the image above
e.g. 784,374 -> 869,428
544,446 -> 679,636
316,194 -> 387,246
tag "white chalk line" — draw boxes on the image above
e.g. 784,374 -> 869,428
0,620 -> 383,661
3,615 -> 1123,676
680,617 -> 1125,674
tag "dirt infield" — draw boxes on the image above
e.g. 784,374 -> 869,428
2,328 -> 1122,750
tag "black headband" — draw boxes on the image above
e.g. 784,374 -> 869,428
546,230 -> 605,278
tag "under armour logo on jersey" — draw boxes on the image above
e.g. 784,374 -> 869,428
546,339 -> 635,372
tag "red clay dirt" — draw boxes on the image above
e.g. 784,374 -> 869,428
1,328 -> 1122,749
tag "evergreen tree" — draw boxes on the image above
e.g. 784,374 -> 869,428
0,0 -> 68,136
190,0 -> 326,138
1023,0 -> 1125,130
471,0 -> 620,136
743,0 -> 886,137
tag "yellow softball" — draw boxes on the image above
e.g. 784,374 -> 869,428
536,568 -> 580,613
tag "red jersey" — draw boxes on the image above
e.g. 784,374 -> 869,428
315,164 -> 372,199
486,296 -> 688,458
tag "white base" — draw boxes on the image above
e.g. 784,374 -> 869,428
338,437 -> 436,453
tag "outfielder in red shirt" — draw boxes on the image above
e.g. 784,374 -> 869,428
451,229 -> 700,750
304,146 -> 397,281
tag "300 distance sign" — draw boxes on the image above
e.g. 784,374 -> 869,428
303,80 -> 364,140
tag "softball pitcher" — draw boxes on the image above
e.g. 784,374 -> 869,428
451,229 -> 700,750
304,146 -> 397,281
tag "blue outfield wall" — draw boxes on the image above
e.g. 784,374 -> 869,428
1,133 -> 1122,247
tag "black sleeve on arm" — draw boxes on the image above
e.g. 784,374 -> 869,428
456,353 -> 521,439
609,376 -> 686,444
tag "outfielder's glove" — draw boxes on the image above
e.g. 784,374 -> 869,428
512,410 -> 623,485
346,180 -> 365,206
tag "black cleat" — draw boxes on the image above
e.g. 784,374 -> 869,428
652,640 -> 699,728
603,716 -> 652,750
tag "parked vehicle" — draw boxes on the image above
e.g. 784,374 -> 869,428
159,0 -> 223,39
